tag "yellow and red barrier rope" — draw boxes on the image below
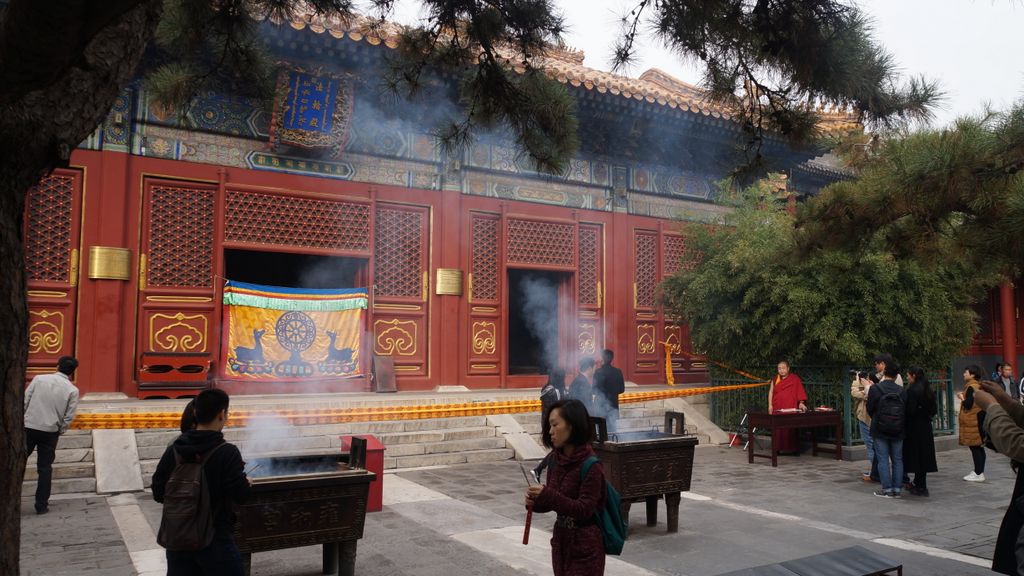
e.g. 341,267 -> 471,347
69,381 -> 768,430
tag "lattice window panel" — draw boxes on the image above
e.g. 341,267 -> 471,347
635,232 -> 658,308
506,219 -> 575,267
148,186 -> 215,288
471,215 -> 499,301
375,206 -> 425,298
225,191 -> 370,251
663,234 -> 691,277
578,225 -> 600,305
25,175 -> 74,282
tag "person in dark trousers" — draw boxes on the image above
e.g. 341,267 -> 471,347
972,380 -> 1024,574
959,364 -> 987,482
568,357 -> 596,414
593,349 -> 626,434
996,362 -> 1019,402
867,365 -> 906,498
23,355 -> 80,514
152,389 -> 251,576
902,367 -> 938,496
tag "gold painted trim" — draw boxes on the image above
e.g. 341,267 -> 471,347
472,306 -> 497,313
596,281 -> 602,309
579,310 -> 597,317
149,312 -> 208,353
633,282 -> 638,308
471,364 -> 497,369
637,312 -> 656,319
88,246 -> 132,280
139,253 -> 147,290
467,272 -> 473,301
26,367 -> 51,374
422,270 -> 428,302
69,248 -> 79,286
637,362 -> 657,368
28,290 -> 68,298
146,296 -> 213,303
394,365 -> 420,372
374,303 -> 422,311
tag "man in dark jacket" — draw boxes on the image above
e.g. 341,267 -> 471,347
866,365 -> 906,499
152,389 -> 251,576
593,349 -> 626,433
568,357 -> 596,414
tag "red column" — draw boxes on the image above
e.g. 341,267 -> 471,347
1001,281 -> 1017,369
74,150 -> 133,395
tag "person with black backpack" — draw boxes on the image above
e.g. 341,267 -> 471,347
152,388 -> 251,575
867,365 -> 907,498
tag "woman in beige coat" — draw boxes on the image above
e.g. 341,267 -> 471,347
958,364 -> 986,482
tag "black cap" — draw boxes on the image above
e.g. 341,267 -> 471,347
57,356 -> 78,376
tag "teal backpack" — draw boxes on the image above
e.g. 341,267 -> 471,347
581,455 -> 627,555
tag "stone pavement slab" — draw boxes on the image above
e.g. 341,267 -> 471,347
22,440 -> 1018,575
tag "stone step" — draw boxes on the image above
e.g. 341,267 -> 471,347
355,416 -> 489,433
234,435 -> 334,455
141,460 -> 159,488
27,448 -> 93,465
22,461 -> 95,481
23,477 -> 96,495
421,436 -> 507,454
134,430 -> 179,447
386,448 -> 514,470
57,432 -> 94,450
377,427 -> 495,446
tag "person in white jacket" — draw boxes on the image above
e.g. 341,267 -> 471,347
24,356 -> 80,514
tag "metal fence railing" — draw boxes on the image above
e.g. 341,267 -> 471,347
708,365 -> 955,447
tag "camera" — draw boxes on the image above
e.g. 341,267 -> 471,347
849,369 -> 877,382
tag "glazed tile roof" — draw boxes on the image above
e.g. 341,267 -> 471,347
270,11 -> 861,134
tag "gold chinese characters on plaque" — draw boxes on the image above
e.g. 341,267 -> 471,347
435,268 -> 463,296
88,246 -> 132,281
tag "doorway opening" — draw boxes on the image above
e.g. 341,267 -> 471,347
224,249 -> 366,289
507,269 -> 570,375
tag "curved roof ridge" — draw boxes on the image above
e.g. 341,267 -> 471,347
266,11 -> 860,132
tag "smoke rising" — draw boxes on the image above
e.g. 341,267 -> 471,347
518,274 -> 559,373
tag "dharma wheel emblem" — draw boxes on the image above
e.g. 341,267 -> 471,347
275,311 -> 315,377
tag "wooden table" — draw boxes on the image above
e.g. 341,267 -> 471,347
746,410 -> 842,467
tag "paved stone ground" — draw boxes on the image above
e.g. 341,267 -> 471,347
21,442 -> 1015,575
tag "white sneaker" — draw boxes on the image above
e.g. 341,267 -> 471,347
963,472 -> 986,482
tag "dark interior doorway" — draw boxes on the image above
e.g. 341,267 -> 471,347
507,269 -> 568,375
225,249 -> 365,289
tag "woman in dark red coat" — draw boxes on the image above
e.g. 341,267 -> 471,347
526,399 -> 606,576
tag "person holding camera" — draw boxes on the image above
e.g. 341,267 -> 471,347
851,369 -> 879,483
970,380 -> 1024,574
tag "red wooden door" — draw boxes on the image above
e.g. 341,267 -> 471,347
24,169 -> 83,385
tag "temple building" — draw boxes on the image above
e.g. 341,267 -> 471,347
23,12 -> 889,398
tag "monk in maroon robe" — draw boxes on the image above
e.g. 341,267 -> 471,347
768,360 -> 808,454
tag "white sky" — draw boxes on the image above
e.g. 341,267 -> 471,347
387,0 -> 1024,129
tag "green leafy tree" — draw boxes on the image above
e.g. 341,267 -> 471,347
795,102 -> 1024,274
662,181 -> 990,369
614,0 -> 940,165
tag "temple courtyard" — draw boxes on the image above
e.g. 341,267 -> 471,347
21,442 -> 1004,575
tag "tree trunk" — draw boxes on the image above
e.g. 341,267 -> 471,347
0,2 -> 161,573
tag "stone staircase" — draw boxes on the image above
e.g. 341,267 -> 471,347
513,399 -> 673,444
137,415 -> 514,487
22,429 -> 96,495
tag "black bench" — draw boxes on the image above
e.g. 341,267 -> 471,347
716,546 -> 902,576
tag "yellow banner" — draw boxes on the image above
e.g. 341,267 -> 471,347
224,306 -> 363,379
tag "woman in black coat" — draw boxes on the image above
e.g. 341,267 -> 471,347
903,366 -> 938,496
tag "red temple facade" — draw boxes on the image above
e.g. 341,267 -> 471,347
23,14 -> 898,397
